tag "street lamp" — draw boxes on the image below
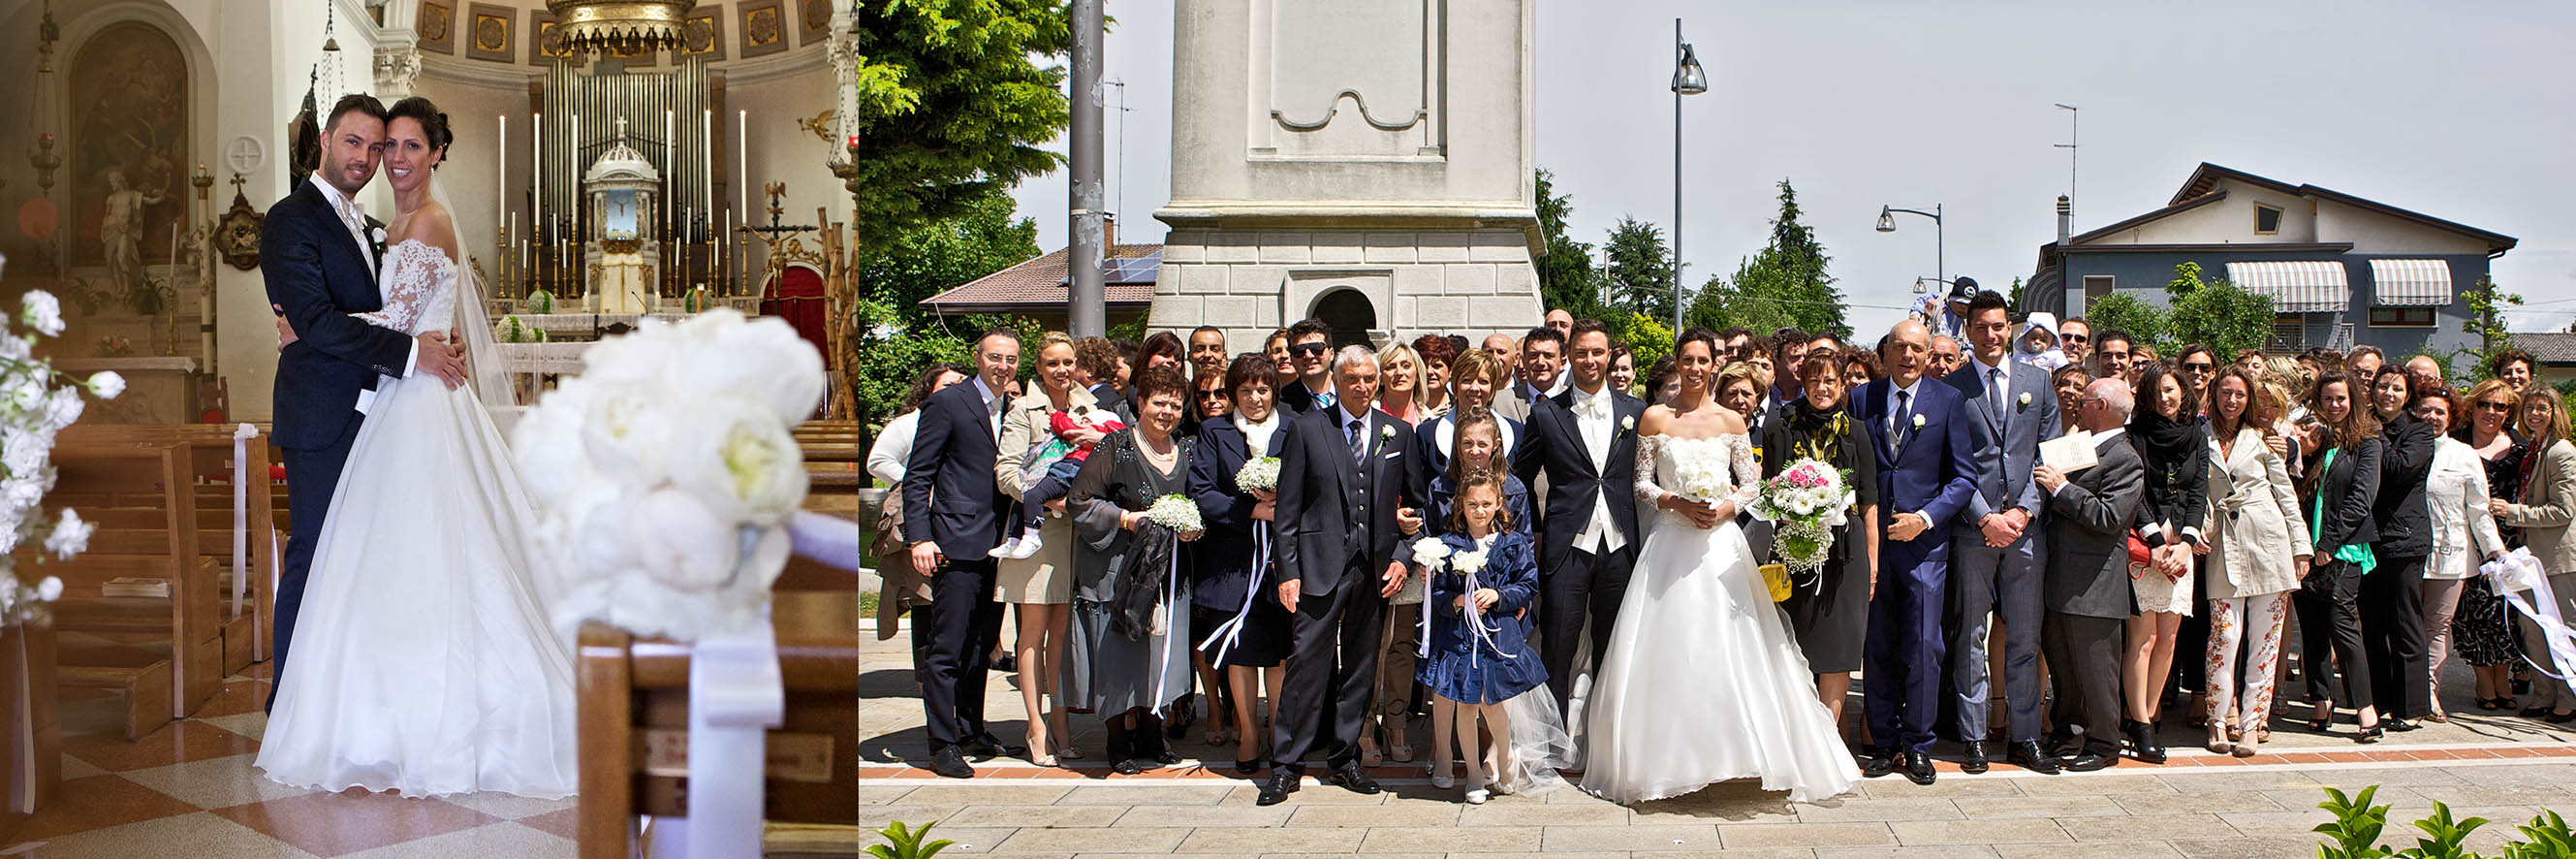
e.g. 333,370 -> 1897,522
1671,19 -> 1708,336
1876,203 -> 1943,293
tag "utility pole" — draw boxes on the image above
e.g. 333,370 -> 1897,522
1067,0 -> 1106,337
2055,103 -> 2079,220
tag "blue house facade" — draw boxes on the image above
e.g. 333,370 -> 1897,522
2020,164 -> 2517,355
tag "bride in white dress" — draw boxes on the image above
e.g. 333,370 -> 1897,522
257,100 -> 578,798
1581,331 -> 1858,805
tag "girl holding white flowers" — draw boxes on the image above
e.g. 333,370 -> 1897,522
1416,470 -> 1551,803
1067,365 -> 1204,774
1757,353 -> 1878,730
1381,407 -> 1533,766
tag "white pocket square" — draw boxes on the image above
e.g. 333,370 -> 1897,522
1381,451 -> 1401,460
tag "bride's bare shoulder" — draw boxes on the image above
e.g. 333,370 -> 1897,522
1712,406 -> 1747,434
1640,403 -> 1676,434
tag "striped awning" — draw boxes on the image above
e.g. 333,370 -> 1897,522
2224,261 -> 2349,313
2369,258 -> 2454,306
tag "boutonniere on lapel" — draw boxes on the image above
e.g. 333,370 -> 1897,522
1619,414 -> 1636,435
367,223 -> 388,259
1379,424 -> 1396,444
1911,414 -> 1927,430
2017,392 -> 2033,411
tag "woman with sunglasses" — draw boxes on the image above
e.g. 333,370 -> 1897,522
2451,379 -> 2529,711
2362,370 -> 2440,731
2494,389 -> 2576,722
2171,344 -> 2220,724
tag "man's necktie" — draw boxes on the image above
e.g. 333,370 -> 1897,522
1348,418 -> 1367,465
1893,390 -> 1913,455
1990,367 -> 2005,419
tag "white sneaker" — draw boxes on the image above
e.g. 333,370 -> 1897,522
1429,764 -> 1455,789
988,537 -> 1021,558
1463,787 -> 1490,805
1007,531 -> 1045,559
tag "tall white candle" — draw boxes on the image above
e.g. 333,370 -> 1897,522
497,115 -> 507,233
664,109 -> 675,246
702,109 -> 713,233
531,112 -> 542,242
738,109 -> 749,217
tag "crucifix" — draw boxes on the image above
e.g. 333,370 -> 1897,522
613,115 -> 629,142
743,182 -> 815,294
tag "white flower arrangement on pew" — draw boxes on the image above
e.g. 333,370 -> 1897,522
512,308 -> 826,642
0,254 -> 123,626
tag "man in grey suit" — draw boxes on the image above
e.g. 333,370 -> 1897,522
2032,378 -> 2146,772
1941,290 -> 2061,775
1492,326 -> 1563,425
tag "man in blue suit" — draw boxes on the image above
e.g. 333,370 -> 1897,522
1941,290 -> 2061,776
903,329 -> 1027,778
1847,320 -> 1976,785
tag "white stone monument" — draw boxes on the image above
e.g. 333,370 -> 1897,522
1152,0 -> 1546,348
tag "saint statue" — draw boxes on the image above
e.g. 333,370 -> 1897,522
100,167 -> 166,297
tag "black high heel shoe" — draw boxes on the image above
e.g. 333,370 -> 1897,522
2354,724 -> 2384,744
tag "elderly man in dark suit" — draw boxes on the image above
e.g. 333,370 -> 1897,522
1847,320 -> 1978,786
1262,345 -> 1428,806
903,330 -> 1029,778
1514,319 -> 1648,711
1941,290 -> 2062,775
2033,377 -> 2148,772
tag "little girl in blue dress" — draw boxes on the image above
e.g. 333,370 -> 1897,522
1415,470 -> 1552,803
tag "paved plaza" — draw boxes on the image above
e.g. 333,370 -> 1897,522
862,619 -> 2576,857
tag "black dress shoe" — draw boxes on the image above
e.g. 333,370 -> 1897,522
2007,740 -> 2061,775
1857,748 -> 1896,779
931,747 -> 975,779
1960,740 -> 1990,775
2386,717 -> 2422,732
1113,757 -> 1146,775
1255,771 -> 1300,806
1899,751 -> 1937,785
2062,749 -> 2119,772
2042,727 -> 2080,758
961,733 -> 1028,760
2122,719 -> 2166,764
1323,761 -> 1382,794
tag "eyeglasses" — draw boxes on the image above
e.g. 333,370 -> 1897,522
2182,362 -> 2215,373
2061,334 -> 2088,343
2099,351 -> 2130,361
1291,343 -> 1331,357
1197,390 -> 1229,400
2478,401 -> 2517,412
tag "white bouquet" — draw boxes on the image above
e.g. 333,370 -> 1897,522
1410,536 -> 1450,571
1748,458 -> 1857,582
1234,456 -> 1282,493
514,308 -> 826,642
1668,440 -> 1734,504
1146,493 -> 1204,533
0,258 -> 113,626
1451,549 -> 1489,577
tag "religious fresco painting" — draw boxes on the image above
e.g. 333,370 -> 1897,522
69,20 -> 188,291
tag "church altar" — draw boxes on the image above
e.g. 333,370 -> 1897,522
51,357 -> 198,424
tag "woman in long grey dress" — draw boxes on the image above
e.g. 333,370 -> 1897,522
1067,365 -> 1204,774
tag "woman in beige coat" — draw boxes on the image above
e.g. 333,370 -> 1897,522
2199,367 -> 2310,756
995,333 -> 1106,764
2494,389 -> 2576,722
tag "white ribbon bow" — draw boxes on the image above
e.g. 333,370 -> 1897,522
2482,547 -> 2576,682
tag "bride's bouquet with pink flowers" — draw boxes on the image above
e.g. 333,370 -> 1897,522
1747,459 -> 1855,584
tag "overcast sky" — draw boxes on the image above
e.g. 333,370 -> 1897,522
1008,1 -> 2576,336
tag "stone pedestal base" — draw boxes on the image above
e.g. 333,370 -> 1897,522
1150,225 -> 1543,348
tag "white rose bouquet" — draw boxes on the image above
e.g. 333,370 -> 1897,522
1234,456 -> 1282,493
0,257 -> 115,626
1410,536 -> 1450,572
1747,458 -> 1857,584
513,308 -> 826,643
1146,493 -> 1204,534
1668,441 -> 1733,507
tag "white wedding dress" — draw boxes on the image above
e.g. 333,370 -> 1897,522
1580,432 -> 1859,804
256,238 -> 580,798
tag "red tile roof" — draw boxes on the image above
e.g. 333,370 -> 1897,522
920,244 -> 1162,312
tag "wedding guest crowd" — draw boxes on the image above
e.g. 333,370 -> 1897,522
879,289 -> 2576,801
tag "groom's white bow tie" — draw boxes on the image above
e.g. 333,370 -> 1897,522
1578,396 -> 1610,419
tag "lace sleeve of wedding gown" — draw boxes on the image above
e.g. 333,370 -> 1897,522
354,240 -> 443,335
1634,434 -> 1669,507
1726,432 -> 1762,509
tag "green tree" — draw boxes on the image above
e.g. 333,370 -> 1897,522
2083,292 -> 2168,354
2162,262 -> 2276,359
1600,218 -> 1675,323
2465,274 -> 2523,380
1533,170 -> 1608,323
853,194 -> 1048,430
849,0 -> 1071,249
1618,311 -> 1673,372
1683,179 -> 1844,338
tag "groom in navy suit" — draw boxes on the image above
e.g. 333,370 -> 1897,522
1847,320 -> 1975,785
262,93 -> 469,711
